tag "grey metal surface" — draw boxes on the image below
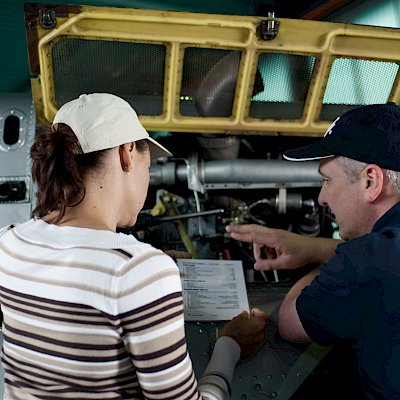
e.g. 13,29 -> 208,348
186,286 -> 331,400
0,93 -> 36,228
150,159 -> 321,189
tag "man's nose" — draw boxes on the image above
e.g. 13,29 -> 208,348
317,187 -> 328,207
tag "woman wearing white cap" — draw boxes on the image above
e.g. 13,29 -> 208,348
0,93 -> 267,400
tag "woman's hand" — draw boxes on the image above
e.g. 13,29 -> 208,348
222,308 -> 268,358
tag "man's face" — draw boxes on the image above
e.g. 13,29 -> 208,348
317,157 -> 366,240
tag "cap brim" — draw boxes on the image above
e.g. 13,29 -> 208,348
283,142 -> 335,162
147,137 -> 172,159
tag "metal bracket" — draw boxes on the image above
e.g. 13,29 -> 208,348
187,153 -> 204,194
258,12 -> 279,40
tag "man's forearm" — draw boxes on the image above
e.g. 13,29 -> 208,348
278,267 -> 320,342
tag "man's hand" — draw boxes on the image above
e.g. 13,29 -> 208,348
226,224 -> 339,270
221,308 -> 268,358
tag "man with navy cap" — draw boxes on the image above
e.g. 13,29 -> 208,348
227,102 -> 400,399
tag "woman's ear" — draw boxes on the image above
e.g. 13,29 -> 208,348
362,164 -> 384,203
119,142 -> 135,172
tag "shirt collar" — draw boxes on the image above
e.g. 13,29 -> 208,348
372,202 -> 400,233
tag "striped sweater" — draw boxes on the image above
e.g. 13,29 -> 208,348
0,219 -> 239,400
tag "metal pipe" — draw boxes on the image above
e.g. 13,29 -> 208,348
160,208 -> 224,222
150,159 -> 321,188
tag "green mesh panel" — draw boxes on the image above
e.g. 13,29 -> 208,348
321,58 -> 399,120
249,53 -> 316,120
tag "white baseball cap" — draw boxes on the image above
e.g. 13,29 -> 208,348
52,93 -> 172,159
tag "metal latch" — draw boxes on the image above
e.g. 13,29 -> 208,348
258,12 -> 279,40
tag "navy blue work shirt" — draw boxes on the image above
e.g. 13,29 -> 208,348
297,202 -> 400,400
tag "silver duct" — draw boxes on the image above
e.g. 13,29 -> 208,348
150,159 -> 321,190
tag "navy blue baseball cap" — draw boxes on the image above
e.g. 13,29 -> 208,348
283,102 -> 400,171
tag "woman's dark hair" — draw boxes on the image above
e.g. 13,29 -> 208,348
30,123 -> 148,222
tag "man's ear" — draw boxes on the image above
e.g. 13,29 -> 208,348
362,164 -> 384,202
119,142 -> 135,172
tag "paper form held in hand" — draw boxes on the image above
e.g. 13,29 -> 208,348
176,258 -> 250,321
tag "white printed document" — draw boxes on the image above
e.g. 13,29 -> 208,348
176,258 -> 250,321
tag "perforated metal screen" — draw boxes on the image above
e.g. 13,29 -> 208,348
320,58 -> 399,120
250,53 -> 316,120
52,38 -> 166,115
180,48 -> 242,118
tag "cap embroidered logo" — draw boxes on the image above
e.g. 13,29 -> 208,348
324,117 -> 340,137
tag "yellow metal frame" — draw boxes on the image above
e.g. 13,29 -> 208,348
28,5 -> 400,136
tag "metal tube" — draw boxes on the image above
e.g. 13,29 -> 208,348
150,159 -> 321,188
200,159 -> 319,183
160,208 -> 224,222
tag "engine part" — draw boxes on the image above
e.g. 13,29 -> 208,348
151,158 -> 321,189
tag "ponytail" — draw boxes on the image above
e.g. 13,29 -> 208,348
30,124 -> 103,222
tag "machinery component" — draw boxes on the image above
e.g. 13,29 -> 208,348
298,198 -> 321,236
157,190 -> 199,258
0,108 -> 28,152
258,11 -> 280,40
246,192 -> 303,225
39,9 -> 57,29
145,152 -> 325,262
134,208 -> 224,229
161,208 -> 224,222
195,52 -> 241,118
0,94 -> 36,227
196,135 -> 240,162
150,159 -> 321,189
0,181 -> 26,202
26,4 -> 400,134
